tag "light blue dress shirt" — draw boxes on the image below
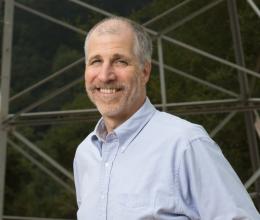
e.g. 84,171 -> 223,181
73,98 -> 260,220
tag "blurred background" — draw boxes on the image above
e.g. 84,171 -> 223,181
1,0 -> 260,219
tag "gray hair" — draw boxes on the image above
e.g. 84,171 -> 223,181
84,16 -> 153,67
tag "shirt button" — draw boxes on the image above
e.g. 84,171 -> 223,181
105,162 -> 109,168
101,194 -> 105,200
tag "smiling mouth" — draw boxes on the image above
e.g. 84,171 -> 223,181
96,87 -> 123,94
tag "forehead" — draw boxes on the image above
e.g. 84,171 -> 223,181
87,21 -> 136,58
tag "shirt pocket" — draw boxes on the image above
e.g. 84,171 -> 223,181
113,193 -> 155,220
155,193 -> 178,209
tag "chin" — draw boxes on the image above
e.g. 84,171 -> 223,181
98,105 -> 124,118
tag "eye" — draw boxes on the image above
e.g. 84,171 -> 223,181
115,59 -> 128,66
89,59 -> 101,66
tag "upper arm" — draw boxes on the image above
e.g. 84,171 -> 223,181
177,137 -> 259,219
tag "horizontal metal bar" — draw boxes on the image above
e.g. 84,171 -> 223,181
9,116 -> 99,126
8,77 -> 83,124
11,131 -> 74,181
251,98 -> 260,102
10,57 -> 85,102
156,98 -> 239,107
3,216 -> 74,220
8,139 -> 75,194
10,108 -> 98,117
158,98 -> 260,115
5,98 -> 260,126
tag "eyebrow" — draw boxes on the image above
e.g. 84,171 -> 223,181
112,53 -> 129,60
88,53 -> 131,63
88,55 -> 101,63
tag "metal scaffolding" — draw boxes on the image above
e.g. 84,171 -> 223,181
1,0 -> 260,219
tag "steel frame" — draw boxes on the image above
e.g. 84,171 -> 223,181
1,0 -> 260,219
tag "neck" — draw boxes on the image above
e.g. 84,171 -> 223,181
103,117 -> 123,134
103,111 -> 133,133
103,97 -> 146,133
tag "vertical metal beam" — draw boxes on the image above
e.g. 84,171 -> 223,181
227,0 -> 260,205
0,0 -> 14,219
157,37 -> 167,111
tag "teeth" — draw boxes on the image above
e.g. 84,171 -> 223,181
100,88 -> 117,94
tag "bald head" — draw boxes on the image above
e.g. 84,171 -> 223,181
91,19 -> 131,36
84,17 -> 153,68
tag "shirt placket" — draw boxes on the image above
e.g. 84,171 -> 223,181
99,133 -> 119,220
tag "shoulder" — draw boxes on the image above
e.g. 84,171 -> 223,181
149,110 -> 210,143
75,131 -> 95,156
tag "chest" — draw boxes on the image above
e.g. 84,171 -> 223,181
79,136 -> 189,220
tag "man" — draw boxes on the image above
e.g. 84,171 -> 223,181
73,16 -> 260,219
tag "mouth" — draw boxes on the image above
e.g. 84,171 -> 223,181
90,85 -> 124,94
98,88 -> 122,94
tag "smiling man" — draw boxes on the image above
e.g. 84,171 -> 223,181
73,17 -> 260,220
84,19 -> 150,132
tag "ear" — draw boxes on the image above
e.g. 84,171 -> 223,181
141,61 -> 152,85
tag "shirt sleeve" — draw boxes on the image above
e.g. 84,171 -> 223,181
177,137 -> 260,220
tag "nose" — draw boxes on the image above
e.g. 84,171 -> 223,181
98,62 -> 116,82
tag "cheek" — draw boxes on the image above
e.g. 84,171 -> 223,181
85,70 -> 95,85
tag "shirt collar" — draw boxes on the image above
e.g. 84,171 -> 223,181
92,97 -> 156,153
